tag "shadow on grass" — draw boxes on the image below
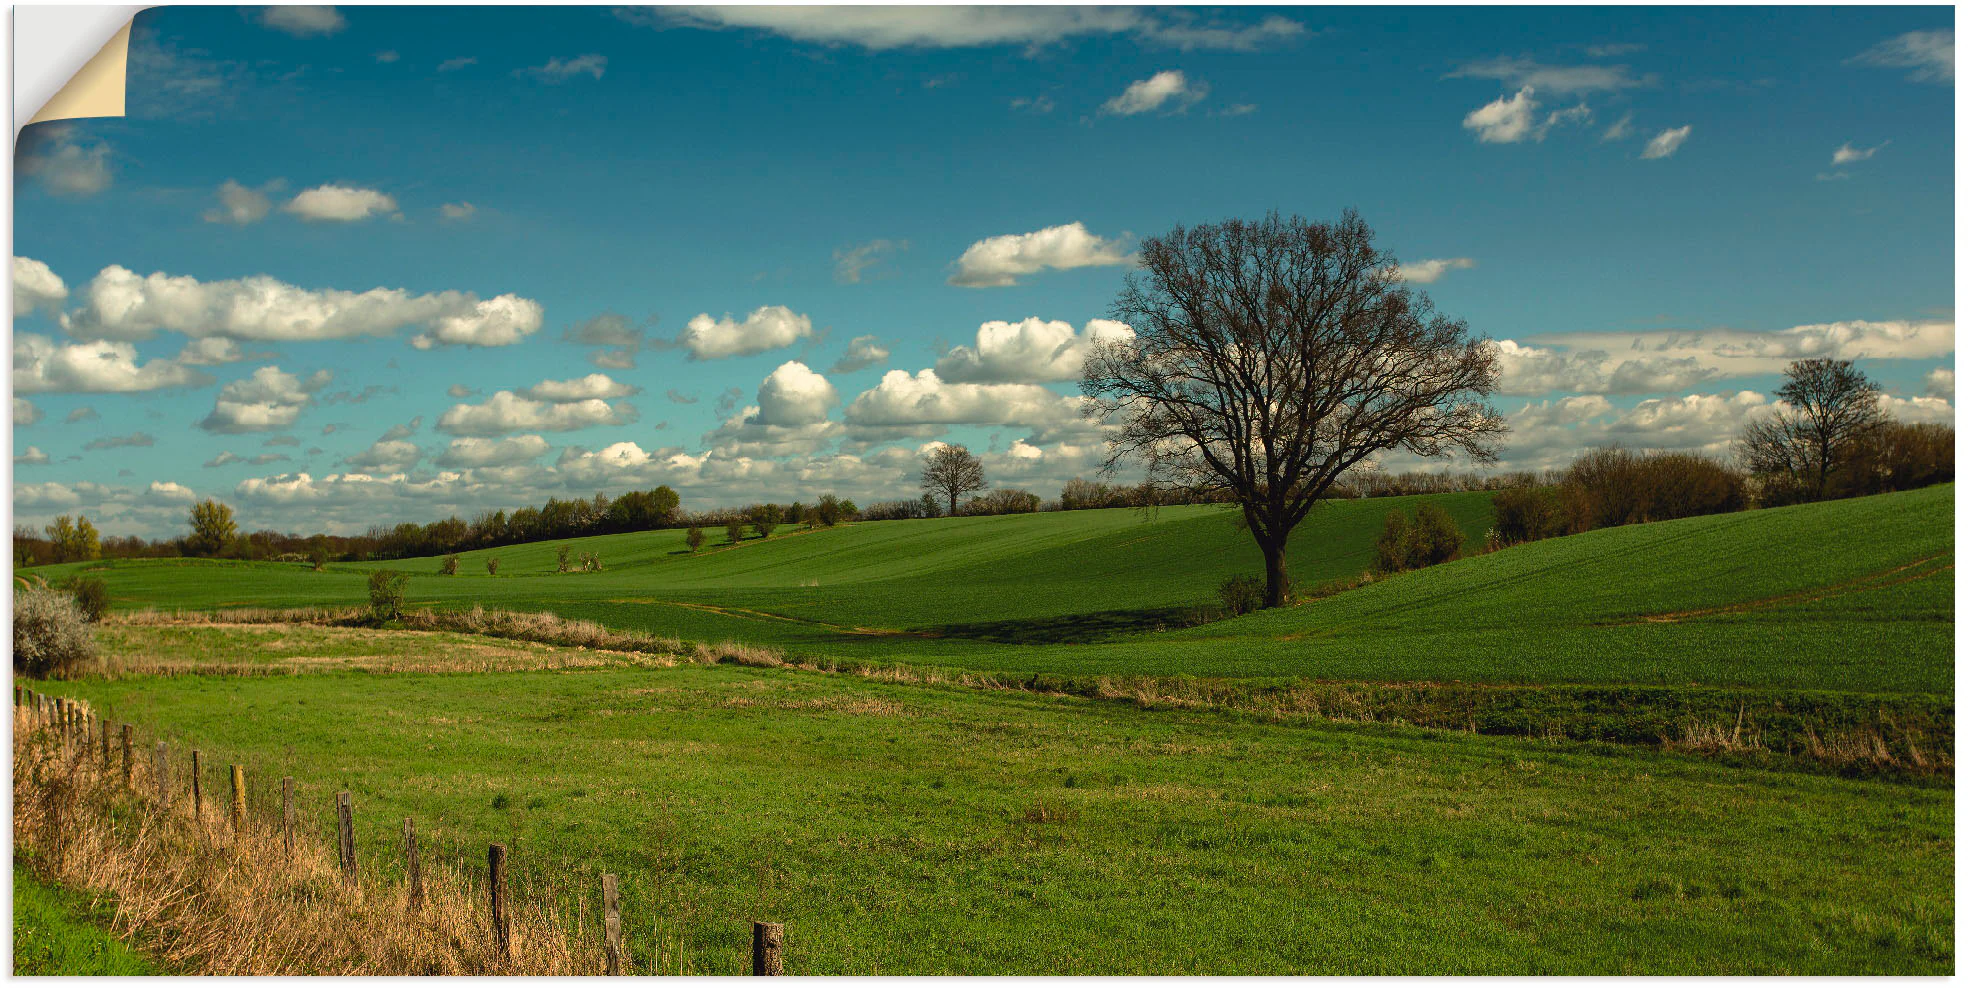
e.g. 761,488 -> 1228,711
920,606 -> 1205,645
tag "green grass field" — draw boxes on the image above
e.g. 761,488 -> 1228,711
12,861 -> 161,976
36,485 -> 1954,694
33,649 -> 1955,975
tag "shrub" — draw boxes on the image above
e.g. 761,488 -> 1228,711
439,554 -> 460,576
861,500 -> 928,521
308,544 -> 330,571
725,519 -> 746,544
1561,447 -> 1747,530
1491,487 -> 1568,546
14,585 -> 96,679
579,551 -> 602,572
366,570 -> 408,622
813,494 -> 849,527
685,527 -> 706,552
486,557 -> 500,576
1217,575 -> 1266,617
917,493 -> 943,518
65,576 -> 109,623
1374,511 -> 1412,574
555,545 -> 572,573
1840,422 -> 1955,497
1407,503 -> 1464,568
966,488 -> 1042,516
749,504 -> 781,538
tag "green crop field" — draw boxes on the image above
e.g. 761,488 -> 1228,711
29,648 -> 1955,975
12,862 -> 162,976
34,485 -> 1955,694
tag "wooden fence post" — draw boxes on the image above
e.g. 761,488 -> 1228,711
230,765 -> 246,830
281,777 -> 296,858
153,742 -> 169,807
99,718 -> 110,768
752,921 -> 783,975
603,873 -> 623,975
403,818 -> 423,913
121,724 -> 134,786
190,750 -> 204,819
335,791 -> 356,882
488,843 -> 510,960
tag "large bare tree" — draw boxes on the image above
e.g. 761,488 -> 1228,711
1081,211 -> 1505,608
1736,357 -> 1884,499
919,444 -> 986,516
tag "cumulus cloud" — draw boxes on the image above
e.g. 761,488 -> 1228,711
949,222 -> 1133,288
834,239 -> 907,284
379,416 -> 423,442
1831,141 -> 1887,165
15,446 -> 50,466
14,334 -> 212,394
343,439 -> 422,473
753,361 -> 839,426
843,369 -> 1091,438
17,125 -> 111,197
174,338 -> 276,366
14,256 -> 68,316
61,264 -> 544,349
198,366 -> 332,434
1925,367 -> 1954,400
283,184 -> 401,222
1101,70 -> 1208,115
675,305 -> 813,360
203,179 -> 278,225
1461,87 -> 1590,144
627,7 -> 1303,52
1849,29 -> 1954,83
519,373 -> 640,402
1641,125 -> 1691,159
15,398 -> 41,425
563,312 -> 648,368
519,54 -> 607,82
436,391 -> 637,437
261,5 -> 345,36
434,435 -> 551,468
934,317 -> 1133,383
1497,320 -> 1955,396
1449,56 -> 1653,95
82,431 -> 155,451
829,335 -> 891,374
65,406 -> 99,424
1393,258 -> 1477,284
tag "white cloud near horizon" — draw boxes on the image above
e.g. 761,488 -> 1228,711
197,366 -> 333,434
675,306 -> 813,360
436,391 -> 638,437
949,222 -> 1132,287
14,334 -> 212,394
935,317 -> 1133,384
1393,258 -> 1478,284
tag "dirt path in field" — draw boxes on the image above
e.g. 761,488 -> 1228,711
604,598 -> 931,637
1621,554 -> 1952,625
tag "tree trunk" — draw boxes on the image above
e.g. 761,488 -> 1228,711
1260,537 -> 1289,609
949,491 -> 958,516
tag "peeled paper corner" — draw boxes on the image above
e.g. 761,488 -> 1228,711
16,7 -> 145,132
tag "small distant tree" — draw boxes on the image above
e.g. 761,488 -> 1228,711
65,576 -> 109,623
1408,503 -> 1464,567
440,554 -> 460,575
186,499 -> 238,557
749,504 -> 781,539
725,519 -> 746,544
367,570 -> 408,622
814,494 -> 848,527
920,445 -> 986,516
685,527 -> 706,553
308,539 -> 331,571
555,545 -> 572,573
918,492 -> 943,519
486,557 -> 500,576
1374,511 -> 1412,574
1736,357 -> 1885,501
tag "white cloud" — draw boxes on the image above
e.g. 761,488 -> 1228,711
439,201 -> 476,221
82,432 -> 155,451
935,317 -> 1133,384
261,5 -> 345,37
203,179 -> 277,225
676,305 -> 813,360
834,239 -> 907,283
144,480 -> 197,504
343,439 -> 423,473
62,264 -> 544,348
1498,320 -> 1955,396
1462,86 -> 1540,143
1449,56 -> 1652,95
283,184 -> 400,222
436,391 -> 637,437
1101,70 -> 1208,115
844,369 -> 1091,436
520,54 -> 607,82
14,334 -> 212,394
1601,112 -> 1633,142
173,338 -> 274,366
1849,29 -> 1954,83
519,373 -> 640,402
949,222 -> 1133,288
1641,125 -> 1691,159
15,446 -> 49,466
434,435 -> 551,468
17,125 -> 111,197
1393,258 -> 1477,284
379,416 -> 423,442
1831,141 -> 1887,165
14,256 -> 68,316
754,361 -> 839,426
14,398 -> 41,425
1925,367 -> 1954,400
198,366 -> 333,434
829,335 -> 891,374
629,7 -> 1302,52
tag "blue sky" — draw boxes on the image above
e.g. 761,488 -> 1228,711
11,5 -> 1956,538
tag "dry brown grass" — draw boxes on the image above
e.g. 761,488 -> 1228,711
12,706 -> 601,975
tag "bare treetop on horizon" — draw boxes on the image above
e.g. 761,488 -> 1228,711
1082,210 -> 1505,608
